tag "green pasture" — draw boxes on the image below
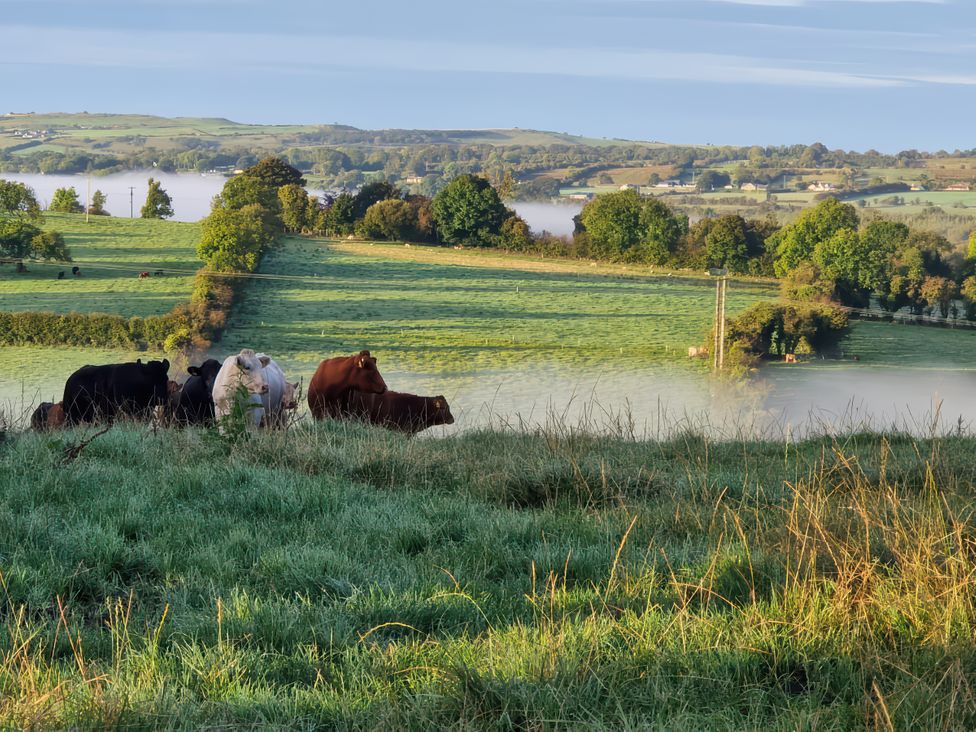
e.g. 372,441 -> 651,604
0,212 -> 200,317
219,238 -> 778,375
2,423 -> 976,727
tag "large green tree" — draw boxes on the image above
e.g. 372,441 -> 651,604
431,175 -> 509,246
325,193 -> 357,236
278,184 -> 312,232
140,178 -> 174,219
703,215 -> 749,272
243,157 -> 306,188
358,198 -> 416,241
578,190 -> 686,263
769,197 -> 859,276
89,189 -> 109,216
197,204 -> 274,272
0,180 -> 69,261
49,186 -> 83,213
352,181 -> 401,220
578,189 -> 643,259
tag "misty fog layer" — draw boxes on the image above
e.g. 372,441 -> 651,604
6,173 -> 586,236
5,353 -> 975,439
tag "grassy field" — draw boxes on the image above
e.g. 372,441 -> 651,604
1,422 -> 976,727
220,239 -> 778,376
0,212 -> 200,317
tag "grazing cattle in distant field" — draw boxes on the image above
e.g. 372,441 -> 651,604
256,354 -> 300,429
212,349 -> 271,427
62,359 -> 171,425
57,271 -> 65,279
139,271 -> 150,279
31,401 -> 66,431
168,358 -> 222,426
346,391 -> 455,434
154,270 -> 164,276
307,350 -> 387,420
71,266 -> 81,276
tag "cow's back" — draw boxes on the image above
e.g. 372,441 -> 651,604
63,364 -> 110,423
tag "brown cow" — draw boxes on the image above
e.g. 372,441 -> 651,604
30,401 -> 66,431
307,350 -> 387,420
346,391 -> 454,434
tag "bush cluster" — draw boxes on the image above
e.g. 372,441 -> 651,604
0,310 -> 190,349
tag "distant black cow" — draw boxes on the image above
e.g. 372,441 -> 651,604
62,359 -> 171,425
167,358 -> 222,425
153,270 -> 164,276
71,266 -> 81,276
57,271 -> 65,279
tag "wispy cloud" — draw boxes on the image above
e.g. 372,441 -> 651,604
0,25 -> 911,89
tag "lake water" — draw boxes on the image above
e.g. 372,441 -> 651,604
2,172 -> 585,235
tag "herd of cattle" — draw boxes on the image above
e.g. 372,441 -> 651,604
30,349 -> 455,435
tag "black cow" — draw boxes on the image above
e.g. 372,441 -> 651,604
168,358 -> 222,425
63,359 -> 171,424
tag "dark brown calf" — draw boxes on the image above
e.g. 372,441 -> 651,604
346,391 -> 454,435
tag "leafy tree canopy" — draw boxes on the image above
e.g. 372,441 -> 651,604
243,156 -> 306,189
431,174 -> 509,247
770,197 -> 859,276
50,186 -> 83,214
140,178 -> 174,219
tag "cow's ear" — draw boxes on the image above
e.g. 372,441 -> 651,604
290,381 -> 300,389
136,358 -> 142,364
236,355 -> 246,368
188,366 -> 201,376
359,350 -> 371,358
161,359 -> 170,372
259,355 -> 272,367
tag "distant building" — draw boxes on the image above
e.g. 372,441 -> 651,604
654,179 -> 682,188
566,193 -> 595,201
404,176 -> 425,185
807,181 -> 836,192
945,183 -> 971,192
619,183 -> 640,192
910,183 -> 927,192
740,182 -> 767,192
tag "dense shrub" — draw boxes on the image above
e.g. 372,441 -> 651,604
724,301 -> 849,369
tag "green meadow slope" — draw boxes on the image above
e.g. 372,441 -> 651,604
1,423 -> 975,727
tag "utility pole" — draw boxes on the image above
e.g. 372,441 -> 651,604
711,269 -> 728,372
85,173 -> 91,224
129,186 -> 135,218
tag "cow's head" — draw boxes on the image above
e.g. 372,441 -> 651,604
431,396 -> 455,426
188,358 -> 222,397
233,349 -> 271,395
282,380 -> 301,410
350,350 -> 387,394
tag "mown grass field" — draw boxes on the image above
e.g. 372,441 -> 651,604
0,212 -> 200,317
1,422 -> 976,727
220,238 -> 779,376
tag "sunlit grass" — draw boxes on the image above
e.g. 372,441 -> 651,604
0,212 -> 200,317
1,421 -> 976,727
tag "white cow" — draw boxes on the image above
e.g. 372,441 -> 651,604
212,349 -> 271,428
256,354 -> 300,429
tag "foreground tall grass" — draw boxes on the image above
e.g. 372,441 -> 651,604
1,418 -> 976,728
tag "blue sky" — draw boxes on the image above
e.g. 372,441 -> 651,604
1,0 -> 973,151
